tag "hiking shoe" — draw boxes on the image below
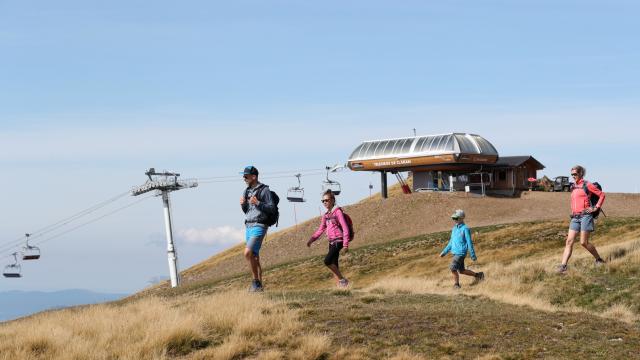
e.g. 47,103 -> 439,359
338,278 -> 349,288
453,283 -> 461,289
556,264 -> 568,274
249,280 -> 264,292
595,258 -> 606,266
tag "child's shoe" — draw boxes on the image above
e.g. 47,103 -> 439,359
556,264 -> 568,274
471,272 -> 485,285
453,283 -> 461,289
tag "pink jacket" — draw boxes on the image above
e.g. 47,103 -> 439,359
309,207 -> 351,247
571,179 -> 605,215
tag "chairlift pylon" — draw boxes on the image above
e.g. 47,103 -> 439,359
3,252 -> 22,278
322,166 -> 341,195
287,174 -> 306,203
22,233 -> 41,260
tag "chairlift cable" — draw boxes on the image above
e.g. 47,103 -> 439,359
30,190 -> 131,237
32,194 -> 154,248
0,190 -> 131,253
197,168 -> 325,181
197,171 -> 325,184
0,195 -> 153,261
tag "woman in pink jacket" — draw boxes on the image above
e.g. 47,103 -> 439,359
558,165 -> 606,273
307,190 -> 350,288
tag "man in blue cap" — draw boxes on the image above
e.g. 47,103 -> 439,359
240,165 -> 276,292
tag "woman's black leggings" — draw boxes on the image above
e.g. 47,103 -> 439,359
324,241 -> 343,267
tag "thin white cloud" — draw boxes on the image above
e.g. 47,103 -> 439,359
177,226 -> 244,247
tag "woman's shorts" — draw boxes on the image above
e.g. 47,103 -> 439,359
569,214 -> 594,232
449,255 -> 466,272
245,225 -> 267,256
324,241 -> 343,267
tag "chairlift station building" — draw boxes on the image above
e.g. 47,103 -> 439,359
347,133 -> 544,197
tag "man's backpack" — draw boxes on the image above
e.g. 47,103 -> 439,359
264,190 -> 280,227
583,181 -> 604,218
245,185 -> 280,227
336,207 -> 355,241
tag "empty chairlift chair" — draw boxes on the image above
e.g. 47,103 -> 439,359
287,174 -> 306,203
22,233 -> 40,260
3,253 -> 22,278
322,166 -> 341,195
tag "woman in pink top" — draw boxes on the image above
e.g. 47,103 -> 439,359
307,190 -> 350,288
558,165 -> 606,273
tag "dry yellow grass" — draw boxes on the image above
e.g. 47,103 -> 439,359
3,219 -> 640,359
366,234 -> 640,324
387,348 -> 427,360
601,303 -> 639,324
0,291 -> 330,360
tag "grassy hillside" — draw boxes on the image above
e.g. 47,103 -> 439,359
182,189 -> 640,286
160,217 -> 640,318
3,188 -> 640,359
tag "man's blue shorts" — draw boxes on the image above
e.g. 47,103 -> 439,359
245,225 -> 267,256
569,214 -> 595,232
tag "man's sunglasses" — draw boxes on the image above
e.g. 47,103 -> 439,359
321,199 -> 331,203
571,173 -> 579,177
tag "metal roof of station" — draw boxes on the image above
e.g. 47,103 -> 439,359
348,133 -> 499,162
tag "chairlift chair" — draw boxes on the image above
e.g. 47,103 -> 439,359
287,174 -> 306,203
3,253 -> 22,278
22,233 -> 40,260
322,166 -> 341,195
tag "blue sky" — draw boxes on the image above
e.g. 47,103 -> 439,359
0,1 -> 638,293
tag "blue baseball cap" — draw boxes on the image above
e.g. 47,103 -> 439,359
241,165 -> 259,176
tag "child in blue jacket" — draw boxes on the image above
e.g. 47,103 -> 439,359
439,209 -> 484,288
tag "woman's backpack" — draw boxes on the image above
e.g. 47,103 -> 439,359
336,207 -> 355,241
583,181 -> 604,218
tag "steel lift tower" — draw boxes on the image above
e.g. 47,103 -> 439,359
131,168 -> 197,288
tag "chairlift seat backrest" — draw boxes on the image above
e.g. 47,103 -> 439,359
3,264 -> 21,278
287,187 -> 305,202
287,174 -> 306,202
322,181 -> 341,195
322,166 -> 342,195
22,245 -> 41,260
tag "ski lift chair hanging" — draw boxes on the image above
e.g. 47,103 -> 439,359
322,166 -> 342,195
22,233 -> 40,260
287,174 -> 306,203
3,253 -> 22,278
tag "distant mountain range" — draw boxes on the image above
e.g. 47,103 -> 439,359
0,289 -> 128,322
